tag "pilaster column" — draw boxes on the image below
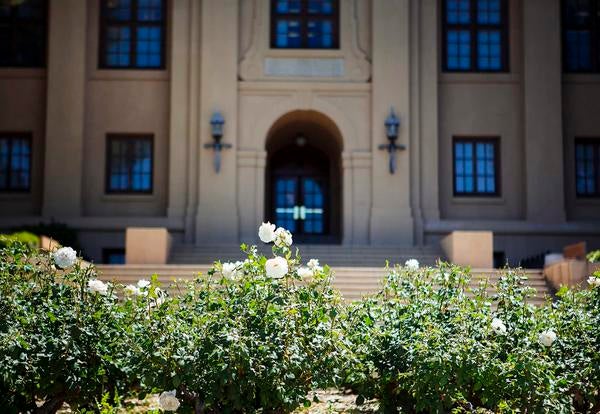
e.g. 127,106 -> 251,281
167,0 -> 192,220
42,1 -> 87,218
237,150 -> 267,243
523,0 -> 566,222
416,0 -> 440,231
370,0 -> 413,245
195,0 -> 240,244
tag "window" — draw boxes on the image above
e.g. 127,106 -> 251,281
0,133 -> 32,192
99,0 -> 166,69
0,0 -> 47,67
271,0 -> 339,49
442,0 -> 508,72
562,0 -> 600,72
106,134 -> 153,193
575,139 -> 600,196
453,137 -> 500,196
102,248 -> 126,264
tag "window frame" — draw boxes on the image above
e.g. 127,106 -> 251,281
452,136 -> 501,197
270,0 -> 340,50
0,132 -> 33,193
574,138 -> 600,198
98,0 -> 167,70
0,0 -> 48,68
105,133 -> 154,195
441,0 -> 510,73
561,0 -> 600,73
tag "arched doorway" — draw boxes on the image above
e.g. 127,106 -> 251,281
266,111 -> 342,244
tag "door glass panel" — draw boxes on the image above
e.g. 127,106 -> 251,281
302,177 -> 325,234
274,177 -> 297,232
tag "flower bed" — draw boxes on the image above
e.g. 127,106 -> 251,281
1,224 -> 600,413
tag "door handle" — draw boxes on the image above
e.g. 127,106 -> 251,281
292,205 -> 307,220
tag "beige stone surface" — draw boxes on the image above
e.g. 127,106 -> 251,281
544,259 -> 591,289
0,0 -> 599,264
441,231 -> 494,269
125,228 -> 172,265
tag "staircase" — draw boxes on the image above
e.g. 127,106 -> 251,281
169,244 -> 444,267
96,264 -> 550,305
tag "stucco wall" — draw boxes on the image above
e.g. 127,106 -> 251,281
0,72 -> 46,216
563,79 -> 600,220
81,0 -> 170,218
438,0 -> 524,220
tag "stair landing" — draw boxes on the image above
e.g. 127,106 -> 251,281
169,244 -> 444,267
96,264 -> 551,305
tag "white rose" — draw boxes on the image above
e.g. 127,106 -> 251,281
158,390 -> 180,411
274,227 -> 293,248
124,284 -> 139,296
88,279 -> 108,295
137,279 -> 151,289
222,262 -> 237,279
258,221 -> 276,243
52,247 -> 77,269
405,259 -> 419,271
265,256 -> 288,279
538,330 -> 557,347
587,276 -> 600,287
491,318 -> 507,335
307,259 -> 320,269
297,267 -> 313,278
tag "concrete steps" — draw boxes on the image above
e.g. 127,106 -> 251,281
95,264 -> 551,305
169,244 -> 444,267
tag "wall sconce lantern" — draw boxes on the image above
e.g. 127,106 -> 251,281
205,111 -> 232,173
379,108 -> 406,174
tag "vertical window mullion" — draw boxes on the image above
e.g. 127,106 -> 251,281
593,1 -> 599,71
6,140 -> 12,191
471,0 -> 478,71
131,0 -> 137,67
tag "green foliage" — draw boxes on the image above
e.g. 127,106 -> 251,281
0,242 -> 134,413
344,264 -> 600,413
2,232 -> 600,413
0,231 -> 40,248
128,244 -> 348,413
587,250 -> 600,263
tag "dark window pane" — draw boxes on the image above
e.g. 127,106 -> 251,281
447,30 -> 471,70
272,0 -> 338,49
575,140 -> 599,196
563,0 -> 600,72
454,138 -> 499,196
100,0 -> 165,69
0,0 -> 47,67
444,0 -> 507,72
0,135 -> 32,191
103,248 -> 126,264
107,135 -> 153,193
106,0 -> 131,20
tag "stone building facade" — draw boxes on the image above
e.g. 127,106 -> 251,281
0,0 -> 599,264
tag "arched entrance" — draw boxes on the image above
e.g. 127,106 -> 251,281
265,111 -> 342,244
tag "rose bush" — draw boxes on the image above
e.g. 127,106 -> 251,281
2,226 -> 600,413
0,242 -> 135,413
124,226 -> 349,413
343,262 -> 600,413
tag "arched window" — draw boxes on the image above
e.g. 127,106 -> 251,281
271,0 -> 339,49
99,0 -> 166,69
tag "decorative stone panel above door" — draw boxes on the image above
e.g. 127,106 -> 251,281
239,0 -> 371,82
